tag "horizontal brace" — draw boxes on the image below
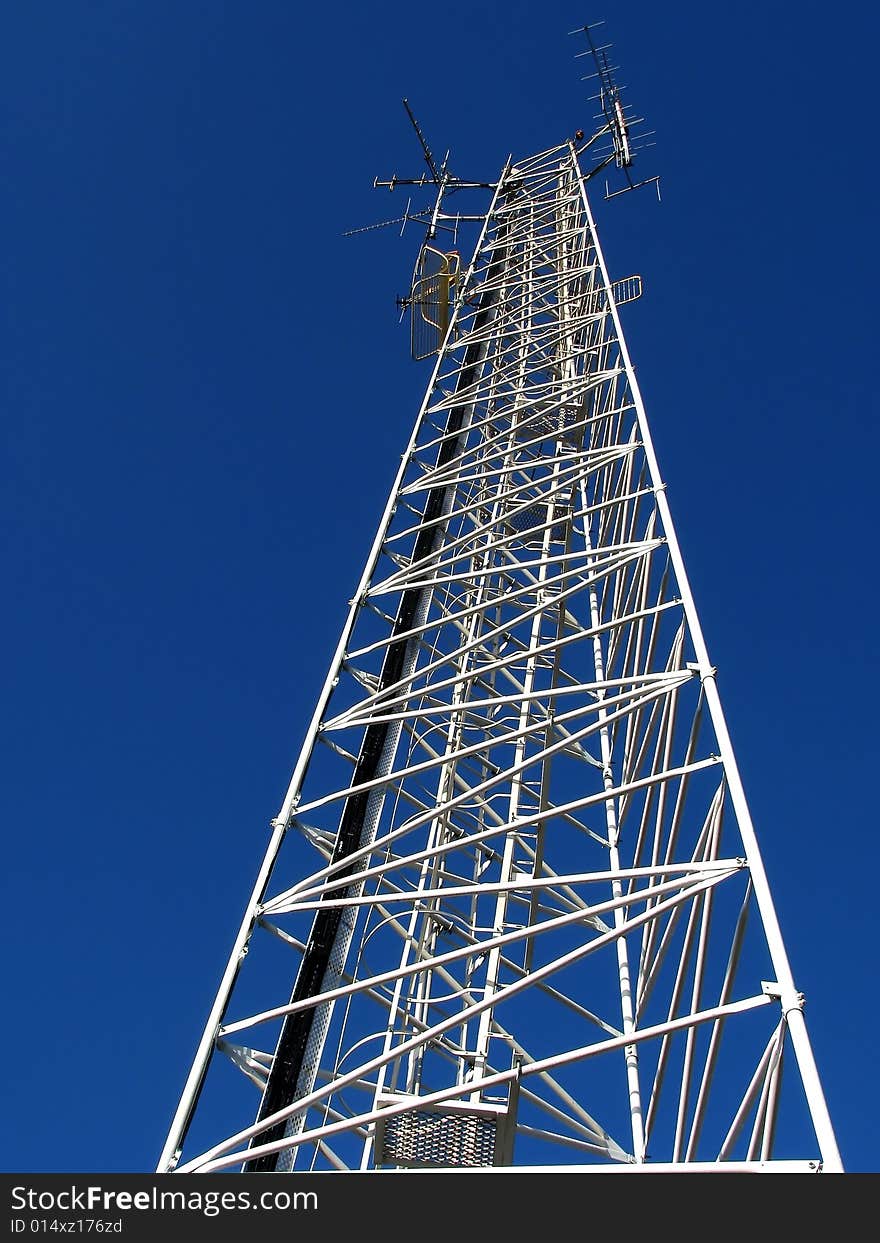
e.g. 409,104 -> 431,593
228,868 -> 736,1038
368,538 -> 654,610
325,668 -> 690,732
265,859 -> 743,915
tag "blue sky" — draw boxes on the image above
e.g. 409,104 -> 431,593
2,1 -> 877,1174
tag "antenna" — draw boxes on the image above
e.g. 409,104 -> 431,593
372,100 -> 493,202
402,98 -> 443,183
573,20 -> 660,201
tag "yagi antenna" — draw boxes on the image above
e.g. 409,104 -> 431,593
582,23 -> 631,168
572,19 -> 660,201
342,203 -> 434,239
403,98 -> 444,183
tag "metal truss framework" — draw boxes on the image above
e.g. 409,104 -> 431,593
158,141 -> 841,1174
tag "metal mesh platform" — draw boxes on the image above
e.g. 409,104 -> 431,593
377,1108 -> 498,1168
374,1095 -> 513,1169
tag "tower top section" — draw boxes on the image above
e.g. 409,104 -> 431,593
346,18 -> 659,248
345,19 -> 659,358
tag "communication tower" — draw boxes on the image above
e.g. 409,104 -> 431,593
157,24 -> 841,1175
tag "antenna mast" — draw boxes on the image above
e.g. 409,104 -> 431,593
158,21 -> 841,1177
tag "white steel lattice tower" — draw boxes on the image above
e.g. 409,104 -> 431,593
158,137 -> 842,1174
